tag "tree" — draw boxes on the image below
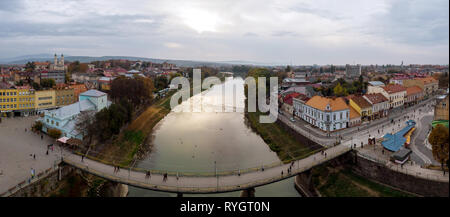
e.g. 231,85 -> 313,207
32,121 -> 43,132
40,78 -> 55,89
333,83 -> 348,96
25,62 -> 35,72
429,124 -> 449,174
75,111 -> 97,147
48,128 -> 62,139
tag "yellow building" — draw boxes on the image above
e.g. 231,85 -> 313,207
35,89 -> 56,111
17,88 -> 35,113
1,83 -> 36,116
349,95 -> 373,121
55,88 -> 75,107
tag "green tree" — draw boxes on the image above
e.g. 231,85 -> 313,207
25,62 -> 35,72
48,128 -> 62,139
429,124 -> 449,174
333,83 -> 348,96
40,78 -> 55,89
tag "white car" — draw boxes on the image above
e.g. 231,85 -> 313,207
290,117 -> 295,122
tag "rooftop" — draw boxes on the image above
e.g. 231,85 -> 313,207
350,95 -> 372,108
406,86 -> 423,96
364,93 -> 388,104
80,89 -> 106,97
368,81 -> 385,86
305,96 -> 349,112
383,84 -> 406,94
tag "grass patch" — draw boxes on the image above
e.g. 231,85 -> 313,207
313,164 -> 414,197
246,110 -> 315,161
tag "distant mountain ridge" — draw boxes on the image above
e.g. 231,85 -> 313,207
0,54 -> 276,67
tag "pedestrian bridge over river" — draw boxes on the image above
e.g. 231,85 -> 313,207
62,145 -> 351,194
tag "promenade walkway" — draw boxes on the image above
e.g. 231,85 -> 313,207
62,145 -> 351,194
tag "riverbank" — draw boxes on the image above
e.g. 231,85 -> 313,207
312,163 -> 415,197
245,111 -> 320,162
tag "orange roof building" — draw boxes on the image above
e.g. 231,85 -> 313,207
405,86 -> 424,104
299,96 -> 350,132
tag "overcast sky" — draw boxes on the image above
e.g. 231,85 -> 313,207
0,0 -> 448,65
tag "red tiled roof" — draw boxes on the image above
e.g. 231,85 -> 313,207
364,93 -> 388,104
305,96 -> 349,111
382,84 -> 406,94
406,86 -> 423,96
350,95 -> 372,108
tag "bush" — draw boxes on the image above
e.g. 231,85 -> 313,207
48,128 -> 62,139
32,121 -> 43,131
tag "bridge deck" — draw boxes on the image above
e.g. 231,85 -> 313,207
63,145 -> 351,194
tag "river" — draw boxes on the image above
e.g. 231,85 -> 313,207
128,77 -> 300,197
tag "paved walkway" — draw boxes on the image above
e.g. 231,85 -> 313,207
62,145 -> 351,193
0,116 -> 61,195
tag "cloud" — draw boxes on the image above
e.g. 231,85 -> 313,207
0,0 -> 448,64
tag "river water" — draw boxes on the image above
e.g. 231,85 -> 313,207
128,77 -> 300,197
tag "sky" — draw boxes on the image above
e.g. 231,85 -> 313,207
0,0 -> 448,65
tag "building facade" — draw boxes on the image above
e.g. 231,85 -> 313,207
34,89 -> 56,112
349,96 -> 372,121
434,95 -> 449,121
363,93 -> 389,119
405,86 -> 424,106
55,88 -> 75,107
297,96 -> 350,132
40,89 -> 109,140
345,64 -> 361,78
403,77 -> 438,96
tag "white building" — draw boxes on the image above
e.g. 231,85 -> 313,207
294,96 -> 350,132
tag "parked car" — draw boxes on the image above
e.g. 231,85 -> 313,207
290,117 -> 295,122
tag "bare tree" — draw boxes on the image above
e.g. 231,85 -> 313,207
75,110 -> 97,149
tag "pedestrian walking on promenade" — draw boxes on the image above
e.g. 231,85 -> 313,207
33,154 -> 36,160
46,150 -> 48,155
81,155 -> 84,162
238,170 -> 241,176
41,135 -> 43,140
281,170 -> 284,176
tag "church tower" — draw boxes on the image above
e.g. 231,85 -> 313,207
60,54 -> 64,66
54,54 -> 57,65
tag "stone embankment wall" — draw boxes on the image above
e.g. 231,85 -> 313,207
10,165 -> 74,197
350,152 -> 449,197
295,151 -> 449,197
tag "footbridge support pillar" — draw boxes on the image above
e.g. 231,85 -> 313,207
240,187 -> 255,197
294,169 -> 318,197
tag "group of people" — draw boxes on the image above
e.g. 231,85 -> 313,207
145,171 -> 151,179
321,150 -> 327,157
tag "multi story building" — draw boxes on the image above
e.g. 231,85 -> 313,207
34,89 -> 56,112
55,87 -> 75,107
345,64 -> 361,78
40,90 -> 109,139
40,70 -> 66,84
348,106 -> 361,127
405,86 -> 424,106
297,96 -> 349,132
69,83 -> 88,100
403,77 -> 438,96
367,81 -> 385,94
349,95 -> 372,121
368,84 -> 406,109
434,95 -> 448,121
363,93 -> 389,119
1,82 -> 35,117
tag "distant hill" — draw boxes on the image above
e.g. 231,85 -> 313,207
0,54 -> 281,67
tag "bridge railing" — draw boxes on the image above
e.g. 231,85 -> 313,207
356,150 -> 448,182
70,146 -> 330,178
1,160 -> 60,197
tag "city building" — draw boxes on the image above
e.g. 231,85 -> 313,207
349,95 -> 372,121
405,86 -> 424,106
434,94 -> 448,121
40,70 -> 66,84
363,93 -> 389,119
34,89 -> 56,112
50,54 -> 67,71
345,64 -> 361,78
367,81 -> 385,93
368,84 -> 406,109
348,106 -> 361,127
403,77 -> 438,96
1,82 -> 35,117
69,83 -> 88,100
39,89 -> 109,140
55,87 -> 75,107
298,96 -> 349,132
